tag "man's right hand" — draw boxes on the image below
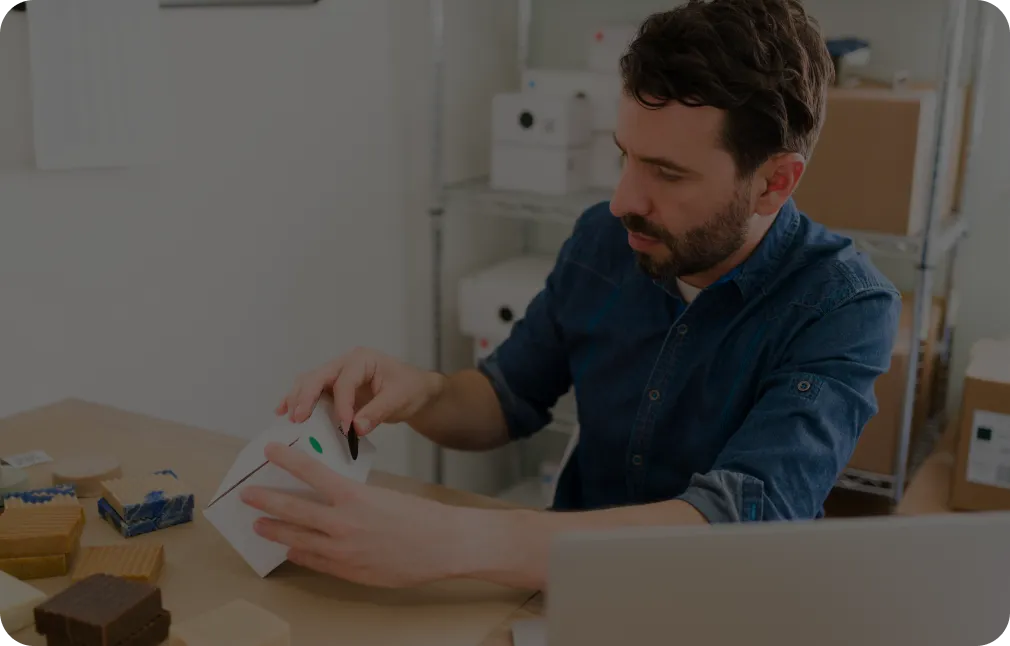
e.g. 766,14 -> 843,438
276,347 -> 446,437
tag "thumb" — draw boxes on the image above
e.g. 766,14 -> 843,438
352,388 -> 403,435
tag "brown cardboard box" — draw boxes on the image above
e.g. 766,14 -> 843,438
794,85 -> 968,236
950,340 -> 1010,511
847,293 -> 944,475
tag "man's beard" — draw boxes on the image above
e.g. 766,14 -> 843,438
622,185 -> 753,283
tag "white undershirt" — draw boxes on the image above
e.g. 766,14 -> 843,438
676,279 -> 703,304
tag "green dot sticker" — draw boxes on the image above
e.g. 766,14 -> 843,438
309,437 -> 323,454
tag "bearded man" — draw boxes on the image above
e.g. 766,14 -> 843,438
240,0 -> 902,591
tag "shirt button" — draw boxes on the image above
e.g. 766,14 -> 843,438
677,324 -> 688,335
648,389 -> 661,401
632,454 -> 644,466
798,380 -> 812,392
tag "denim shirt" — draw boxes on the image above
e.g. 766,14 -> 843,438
477,198 -> 901,522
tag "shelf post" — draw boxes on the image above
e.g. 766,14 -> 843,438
892,0 -> 969,504
429,0 -> 447,485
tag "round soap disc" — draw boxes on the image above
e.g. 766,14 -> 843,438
51,455 -> 122,497
0,465 -> 29,494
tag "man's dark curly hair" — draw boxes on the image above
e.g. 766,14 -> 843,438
620,0 -> 835,178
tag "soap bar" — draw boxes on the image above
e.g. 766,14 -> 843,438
52,455 -> 122,498
98,497 -> 193,539
0,505 -> 84,558
101,472 -> 194,524
0,552 -> 74,580
5,492 -> 85,522
71,545 -> 165,584
46,611 -> 171,646
0,466 -> 28,499
2,484 -> 76,505
168,599 -> 290,646
34,573 -> 166,646
0,570 -> 46,634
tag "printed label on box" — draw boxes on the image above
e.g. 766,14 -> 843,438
2,450 -> 54,469
966,410 -> 1010,490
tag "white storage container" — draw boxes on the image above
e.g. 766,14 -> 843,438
590,132 -> 623,189
458,255 -> 557,342
587,25 -> 639,75
491,143 -> 590,195
492,92 -> 592,148
521,69 -> 623,132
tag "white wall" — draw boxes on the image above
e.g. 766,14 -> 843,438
0,1 -> 414,475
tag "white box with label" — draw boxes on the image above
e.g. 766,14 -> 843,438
491,143 -> 591,195
590,132 -> 623,189
521,69 -> 623,132
459,255 -> 557,342
492,92 -> 592,148
588,25 -> 639,74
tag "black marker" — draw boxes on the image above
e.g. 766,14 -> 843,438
347,422 -> 359,461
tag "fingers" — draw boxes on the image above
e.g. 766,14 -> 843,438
240,481 -> 334,533
286,548 -> 349,579
352,389 -> 401,435
332,360 -> 370,433
252,518 -> 336,556
261,441 -> 359,501
283,359 -> 345,423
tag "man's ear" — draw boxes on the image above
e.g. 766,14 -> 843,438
754,153 -> 806,216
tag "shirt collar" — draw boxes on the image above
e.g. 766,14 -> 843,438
648,198 -> 801,301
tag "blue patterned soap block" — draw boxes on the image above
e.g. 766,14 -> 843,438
0,484 -> 76,507
97,471 -> 194,537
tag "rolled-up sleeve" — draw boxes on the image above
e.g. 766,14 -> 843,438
476,224 -> 581,441
677,286 -> 902,523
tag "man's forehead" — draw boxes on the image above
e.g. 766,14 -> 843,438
616,95 -> 725,154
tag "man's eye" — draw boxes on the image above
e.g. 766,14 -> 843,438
656,167 -> 682,181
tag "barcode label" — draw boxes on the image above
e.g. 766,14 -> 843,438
967,410 -> 1010,490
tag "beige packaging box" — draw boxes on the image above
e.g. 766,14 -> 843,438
847,294 -> 944,475
950,340 -> 1010,511
794,85 -> 968,237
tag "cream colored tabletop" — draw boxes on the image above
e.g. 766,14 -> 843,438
1,399 -> 536,646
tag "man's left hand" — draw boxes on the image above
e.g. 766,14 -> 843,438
239,442 -> 466,588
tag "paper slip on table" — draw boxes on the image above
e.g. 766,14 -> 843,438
0,399 -> 536,646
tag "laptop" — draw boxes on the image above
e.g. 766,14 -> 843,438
537,512 -> 1010,646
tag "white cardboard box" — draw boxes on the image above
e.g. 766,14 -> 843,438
491,143 -> 590,195
521,69 -> 622,132
590,132 -> 623,189
492,92 -> 592,148
203,400 -> 376,578
587,25 -> 638,75
459,255 -> 556,342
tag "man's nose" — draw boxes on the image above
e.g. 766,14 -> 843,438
609,165 -> 648,219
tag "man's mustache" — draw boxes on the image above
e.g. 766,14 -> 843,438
621,215 -> 667,240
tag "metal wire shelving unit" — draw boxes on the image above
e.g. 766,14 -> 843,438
427,0 -> 997,507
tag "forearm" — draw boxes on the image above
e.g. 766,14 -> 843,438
407,369 -> 511,451
453,499 -> 708,590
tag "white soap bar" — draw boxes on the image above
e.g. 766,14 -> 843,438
0,570 -> 46,634
169,599 -> 290,646
0,466 -> 28,498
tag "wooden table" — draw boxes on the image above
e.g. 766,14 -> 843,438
1,399 -> 536,646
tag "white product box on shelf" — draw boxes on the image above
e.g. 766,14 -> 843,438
459,254 -> 557,342
587,25 -> 639,74
491,142 -> 591,196
492,92 -> 592,148
590,132 -> 623,189
521,69 -> 623,132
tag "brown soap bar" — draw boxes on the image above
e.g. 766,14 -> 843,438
71,545 -> 164,584
47,610 -> 172,646
34,574 -> 164,646
0,506 -> 84,558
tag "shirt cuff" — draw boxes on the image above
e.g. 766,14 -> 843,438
676,470 -> 766,523
476,351 -> 551,440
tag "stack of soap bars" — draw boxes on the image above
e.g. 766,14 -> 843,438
98,470 -> 194,538
34,573 -> 171,646
0,487 -> 86,579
